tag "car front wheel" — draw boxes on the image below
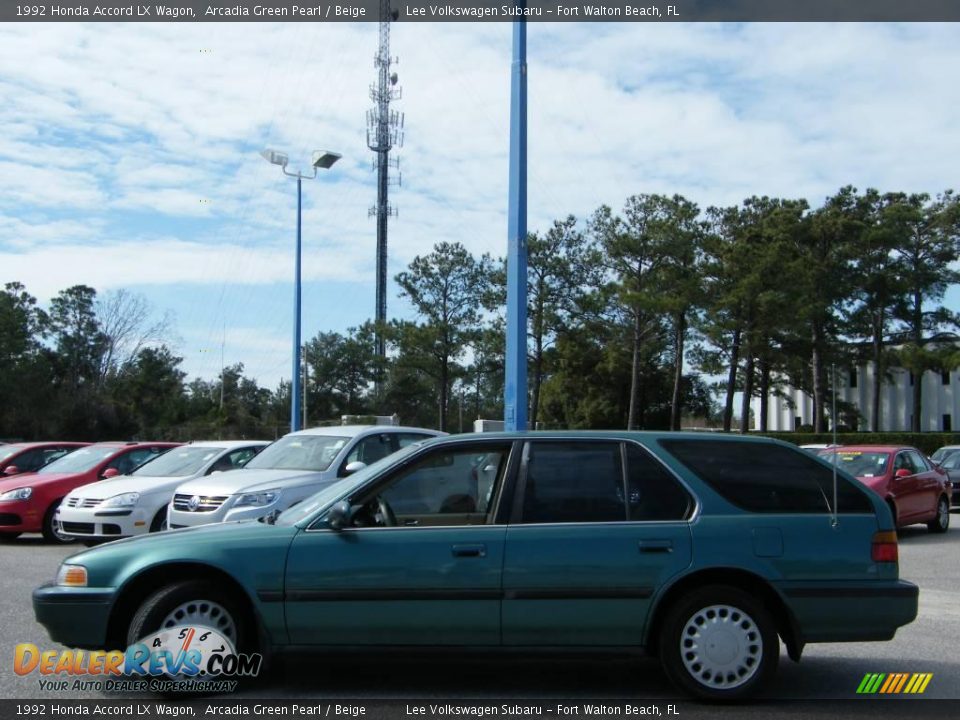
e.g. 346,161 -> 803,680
41,501 -> 75,544
928,496 -> 950,534
126,580 -> 244,650
659,585 -> 779,701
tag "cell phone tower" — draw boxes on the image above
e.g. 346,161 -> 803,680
367,1 -> 403,396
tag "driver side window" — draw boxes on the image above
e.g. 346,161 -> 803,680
357,444 -> 512,527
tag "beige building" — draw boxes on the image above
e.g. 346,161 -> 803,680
753,363 -> 958,432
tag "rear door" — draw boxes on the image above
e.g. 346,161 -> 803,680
501,440 -> 693,646
892,451 -> 923,521
908,450 -> 941,518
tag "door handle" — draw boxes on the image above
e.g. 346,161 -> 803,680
638,539 -> 673,553
452,544 -> 486,558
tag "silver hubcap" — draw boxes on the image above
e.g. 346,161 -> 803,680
159,599 -> 237,646
939,500 -> 949,528
680,604 -> 762,690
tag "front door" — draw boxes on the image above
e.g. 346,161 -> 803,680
284,441 -> 515,646
501,440 -> 693,646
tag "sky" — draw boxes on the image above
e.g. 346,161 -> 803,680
1,21 -> 958,391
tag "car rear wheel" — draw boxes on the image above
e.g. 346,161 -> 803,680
126,580 -> 244,650
659,585 -> 779,701
41,501 -> 75,544
928,496 -> 950,534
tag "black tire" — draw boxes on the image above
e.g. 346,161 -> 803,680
928,496 -> 950,534
659,584 -> 779,701
41,500 -> 75,544
149,507 -> 168,533
126,580 -> 247,650
0,532 -> 21,542
887,500 -> 899,528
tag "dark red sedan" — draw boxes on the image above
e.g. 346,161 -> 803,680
0,441 -> 179,543
0,442 -> 89,477
819,445 -> 952,533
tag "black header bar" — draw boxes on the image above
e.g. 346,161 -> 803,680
4,1 -> 960,23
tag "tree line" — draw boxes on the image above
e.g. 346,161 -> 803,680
1,186 -> 958,441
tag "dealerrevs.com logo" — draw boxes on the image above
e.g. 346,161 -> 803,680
14,625 -> 262,693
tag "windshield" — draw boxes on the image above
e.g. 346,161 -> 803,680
244,435 -> 351,472
275,443 -> 422,526
0,446 -> 23,463
819,450 -> 890,478
39,446 -> 117,474
132,446 -> 223,477
931,448 -> 958,464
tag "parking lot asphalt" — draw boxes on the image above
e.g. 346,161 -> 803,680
2,522 -> 958,703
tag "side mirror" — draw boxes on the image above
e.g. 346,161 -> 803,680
894,468 -> 912,479
101,468 -> 120,479
327,500 -> 353,531
343,461 -> 367,476
3,465 -> 19,476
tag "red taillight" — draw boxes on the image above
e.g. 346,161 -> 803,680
872,531 -> 899,563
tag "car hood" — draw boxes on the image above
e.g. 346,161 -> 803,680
63,519 -> 300,582
67,475 -> 192,500
173,468 -> 329,496
0,471 -> 81,493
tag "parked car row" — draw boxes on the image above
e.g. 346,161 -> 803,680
0,442 -> 180,542
0,425 -> 444,545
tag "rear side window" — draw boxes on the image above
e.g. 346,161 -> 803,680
626,444 -> 691,520
521,442 -> 625,523
659,440 -> 873,514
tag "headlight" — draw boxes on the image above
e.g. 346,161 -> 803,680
0,487 -> 32,501
235,489 -> 281,507
101,492 -> 140,508
56,564 -> 88,587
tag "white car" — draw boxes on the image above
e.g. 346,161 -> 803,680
167,425 -> 443,529
57,440 -> 268,543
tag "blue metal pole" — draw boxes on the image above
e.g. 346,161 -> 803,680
292,175 -> 303,432
504,16 -> 528,432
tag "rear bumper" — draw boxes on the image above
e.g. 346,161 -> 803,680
33,584 -> 115,649
777,580 -> 919,642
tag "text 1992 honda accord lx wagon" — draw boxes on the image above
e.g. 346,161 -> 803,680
33,432 -> 918,700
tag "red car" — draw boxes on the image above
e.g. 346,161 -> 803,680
0,442 -> 90,477
819,445 -> 952,533
0,441 -> 179,543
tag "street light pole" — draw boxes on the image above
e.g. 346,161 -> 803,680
293,174 -> 303,431
261,148 -> 341,433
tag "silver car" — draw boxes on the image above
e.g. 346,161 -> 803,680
167,425 -> 444,528
932,446 -> 960,507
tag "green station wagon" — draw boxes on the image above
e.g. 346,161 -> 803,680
33,432 -> 918,700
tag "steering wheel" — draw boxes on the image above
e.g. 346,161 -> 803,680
375,496 -> 397,527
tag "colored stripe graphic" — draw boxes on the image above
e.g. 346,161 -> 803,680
857,673 -> 932,694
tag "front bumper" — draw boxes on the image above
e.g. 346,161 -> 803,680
0,500 -> 42,533
57,504 -> 148,539
33,584 -> 115,649
777,579 -> 919,643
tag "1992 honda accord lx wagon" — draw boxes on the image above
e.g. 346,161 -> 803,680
33,432 -> 918,700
